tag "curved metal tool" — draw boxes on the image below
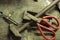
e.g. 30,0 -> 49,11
37,16 -> 60,40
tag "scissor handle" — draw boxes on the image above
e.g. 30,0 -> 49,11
37,16 -> 60,40
42,16 -> 60,30
38,24 -> 56,40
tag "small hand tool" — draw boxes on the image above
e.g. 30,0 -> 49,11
37,16 -> 60,40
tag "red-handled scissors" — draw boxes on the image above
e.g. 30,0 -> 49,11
37,16 -> 60,40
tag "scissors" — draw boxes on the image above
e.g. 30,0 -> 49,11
37,16 -> 60,40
